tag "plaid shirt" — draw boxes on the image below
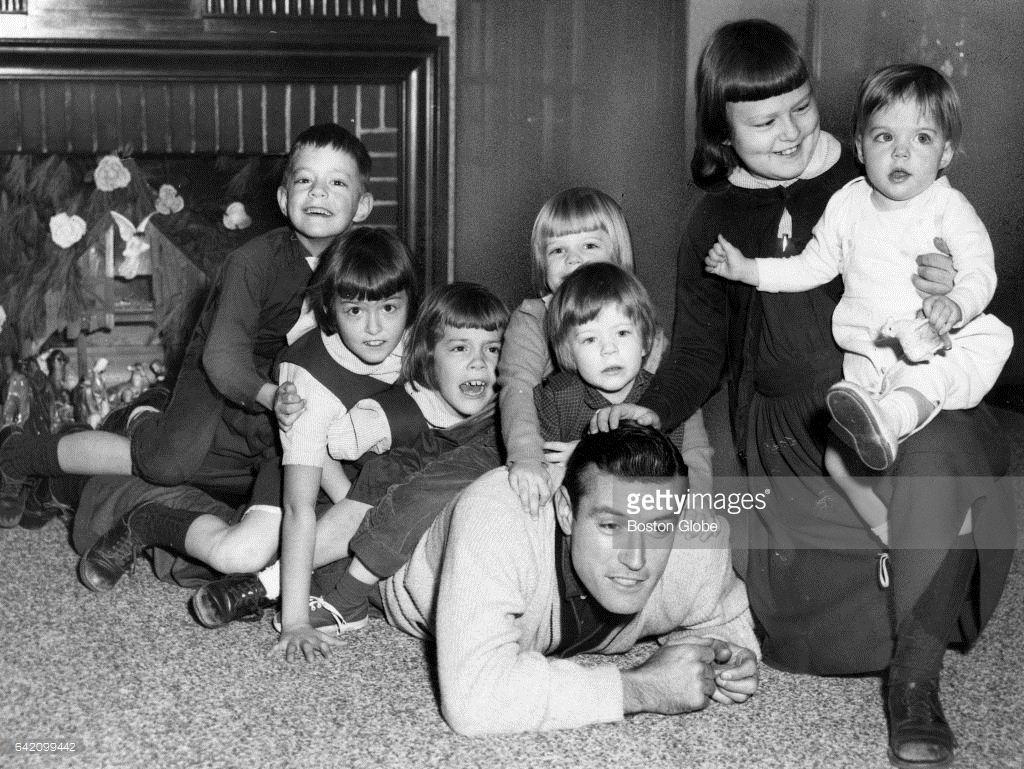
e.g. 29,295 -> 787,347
534,369 -> 653,442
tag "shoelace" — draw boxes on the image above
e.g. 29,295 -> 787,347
877,552 -> 891,589
100,518 -> 141,577
308,595 -> 351,634
899,681 -> 944,724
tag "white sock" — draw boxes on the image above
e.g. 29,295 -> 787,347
879,391 -> 920,439
258,561 -> 281,600
871,521 -> 890,547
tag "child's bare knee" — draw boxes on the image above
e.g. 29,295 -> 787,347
209,540 -> 277,574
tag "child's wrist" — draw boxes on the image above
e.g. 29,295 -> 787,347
508,458 -> 543,469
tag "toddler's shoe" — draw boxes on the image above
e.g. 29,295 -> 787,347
826,381 -> 898,471
77,509 -> 146,591
272,595 -> 369,636
191,573 -> 273,628
0,424 -> 28,528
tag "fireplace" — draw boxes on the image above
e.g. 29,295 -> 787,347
0,0 -> 450,392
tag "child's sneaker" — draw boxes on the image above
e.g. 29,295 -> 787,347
272,595 -> 369,636
191,574 -> 273,628
0,424 -> 29,528
826,381 -> 898,471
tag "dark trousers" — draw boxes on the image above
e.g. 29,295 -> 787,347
130,361 -> 277,506
745,374 -> 1014,675
326,407 -> 502,581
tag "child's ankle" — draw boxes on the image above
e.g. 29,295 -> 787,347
348,557 -> 378,585
879,389 -> 933,439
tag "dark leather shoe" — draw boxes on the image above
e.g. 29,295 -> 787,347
191,574 -> 272,628
887,679 -> 957,768
0,424 -> 28,528
19,476 -> 73,530
77,512 -> 144,592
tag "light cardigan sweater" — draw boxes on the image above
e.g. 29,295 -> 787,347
380,467 -> 757,735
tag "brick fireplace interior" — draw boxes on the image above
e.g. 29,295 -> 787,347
0,0 -> 448,392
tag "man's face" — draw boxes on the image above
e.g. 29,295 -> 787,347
555,468 -> 683,616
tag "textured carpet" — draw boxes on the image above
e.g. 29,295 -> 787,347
1,411 -> 1022,769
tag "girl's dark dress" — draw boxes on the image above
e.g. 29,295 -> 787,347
641,146 -> 1015,674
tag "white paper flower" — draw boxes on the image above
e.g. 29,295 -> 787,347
93,155 -> 131,192
154,184 -> 185,215
223,201 -> 252,230
49,212 -> 88,249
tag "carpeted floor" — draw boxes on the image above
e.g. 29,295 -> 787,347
1,409 -> 1022,769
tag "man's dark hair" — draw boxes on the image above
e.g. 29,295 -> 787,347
563,422 -> 687,512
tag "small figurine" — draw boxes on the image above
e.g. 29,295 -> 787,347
149,360 -> 167,384
2,368 -> 30,427
45,350 -> 76,432
74,358 -> 111,428
109,362 -> 148,406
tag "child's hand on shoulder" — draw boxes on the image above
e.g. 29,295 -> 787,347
922,294 -> 962,337
508,459 -> 554,518
274,381 -> 306,431
543,440 -> 578,466
271,624 -> 344,663
589,404 -> 661,433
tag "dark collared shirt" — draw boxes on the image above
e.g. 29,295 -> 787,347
550,527 -> 636,658
534,368 -> 653,443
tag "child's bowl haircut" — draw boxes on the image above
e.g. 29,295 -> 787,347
307,227 -> 419,336
853,64 -> 963,154
529,187 -> 633,295
402,282 -> 510,391
546,262 -> 657,373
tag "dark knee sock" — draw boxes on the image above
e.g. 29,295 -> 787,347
320,557 -> 377,614
890,537 -> 978,681
48,475 -> 91,508
129,503 -> 206,554
2,433 -> 64,479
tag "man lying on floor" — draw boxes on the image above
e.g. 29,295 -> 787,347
324,422 -> 759,734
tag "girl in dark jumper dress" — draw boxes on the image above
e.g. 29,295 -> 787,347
598,19 -> 1014,769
